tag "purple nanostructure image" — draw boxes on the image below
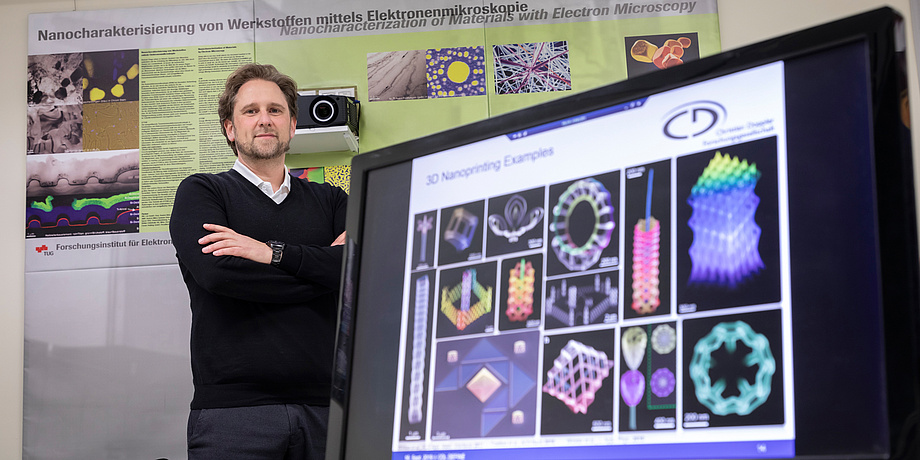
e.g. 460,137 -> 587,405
542,340 -> 613,414
620,369 -> 645,430
493,41 -> 571,94
687,151 -> 765,288
444,207 -> 478,252
426,47 -> 486,98
650,367 -> 676,398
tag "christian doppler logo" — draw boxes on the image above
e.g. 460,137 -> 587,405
662,101 -> 726,139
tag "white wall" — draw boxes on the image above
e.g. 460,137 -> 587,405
1,0 -> 916,458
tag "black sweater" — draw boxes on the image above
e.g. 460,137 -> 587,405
169,170 -> 347,409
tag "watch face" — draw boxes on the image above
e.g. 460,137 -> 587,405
268,241 -> 284,265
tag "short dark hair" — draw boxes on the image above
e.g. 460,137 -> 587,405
218,63 -> 299,155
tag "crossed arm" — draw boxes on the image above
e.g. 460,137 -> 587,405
198,223 -> 346,264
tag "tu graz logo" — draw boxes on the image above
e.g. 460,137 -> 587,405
662,101 -> 726,139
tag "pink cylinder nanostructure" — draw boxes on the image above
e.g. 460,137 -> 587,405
632,216 -> 661,314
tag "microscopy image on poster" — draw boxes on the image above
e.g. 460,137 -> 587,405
81,49 -> 140,103
26,149 -> 140,238
625,32 -> 700,78
492,41 -> 571,95
368,50 -> 428,102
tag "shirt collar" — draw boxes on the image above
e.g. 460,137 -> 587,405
232,159 -> 291,204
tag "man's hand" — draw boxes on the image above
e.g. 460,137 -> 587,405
199,223 -> 272,264
331,231 -> 346,246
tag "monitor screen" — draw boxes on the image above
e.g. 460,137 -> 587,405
329,7 -> 920,460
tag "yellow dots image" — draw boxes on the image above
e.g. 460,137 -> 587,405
89,87 -> 106,101
126,63 -> 139,79
447,61 -> 470,84
111,84 -> 124,98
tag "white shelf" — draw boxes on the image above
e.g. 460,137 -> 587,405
289,126 -> 358,154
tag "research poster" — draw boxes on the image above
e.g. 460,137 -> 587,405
23,1 -> 720,457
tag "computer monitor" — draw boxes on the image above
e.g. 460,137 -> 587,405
329,7 -> 920,459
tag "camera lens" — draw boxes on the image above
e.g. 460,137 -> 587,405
312,99 -> 335,123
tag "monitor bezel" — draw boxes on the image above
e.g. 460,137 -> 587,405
328,7 -> 920,460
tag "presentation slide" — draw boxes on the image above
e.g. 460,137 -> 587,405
391,62 -> 795,459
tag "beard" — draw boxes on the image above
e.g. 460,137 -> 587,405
235,132 -> 290,160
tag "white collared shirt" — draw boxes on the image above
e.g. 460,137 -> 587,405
232,159 -> 291,204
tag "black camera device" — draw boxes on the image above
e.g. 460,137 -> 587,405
296,94 -> 359,136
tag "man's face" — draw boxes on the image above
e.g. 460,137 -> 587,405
224,79 -> 296,160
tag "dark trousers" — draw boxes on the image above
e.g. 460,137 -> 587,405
187,404 -> 329,460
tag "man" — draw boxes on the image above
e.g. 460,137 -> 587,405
169,63 -> 347,459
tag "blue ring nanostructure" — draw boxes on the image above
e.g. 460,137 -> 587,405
550,178 -> 615,271
689,320 -> 776,416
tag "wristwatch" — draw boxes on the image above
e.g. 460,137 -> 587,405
266,240 -> 285,266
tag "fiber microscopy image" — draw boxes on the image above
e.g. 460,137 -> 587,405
493,41 -> 571,94
427,47 -> 486,98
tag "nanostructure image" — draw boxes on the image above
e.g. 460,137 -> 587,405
28,53 -> 83,106
426,47 -> 486,98
432,332 -> 539,438
550,178 -> 615,272
27,150 -> 140,238
440,268 -> 493,331
621,327 -> 646,430
620,369 -> 645,430
488,194 -> 544,243
687,152 -> 764,288
27,104 -> 83,154
545,273 -> 617,328
444,207 -> 479,252
82,101 -> 139,151
407,275 -> 430,425
542,339 -> 614,414
689,321 -> 776,416
27,191 -> 139,238
81,49 -> 139,103
506,258 -> 535,322
492,41 -> 571,95
632,169 -> 661,314
619,324 -> 677,431
624,32 -> 700,78
651,324 -> 677,355
416,214 -> 435,267
367,50 -> 428,101
621,327 -> 647,371
650,368 -> 676,398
